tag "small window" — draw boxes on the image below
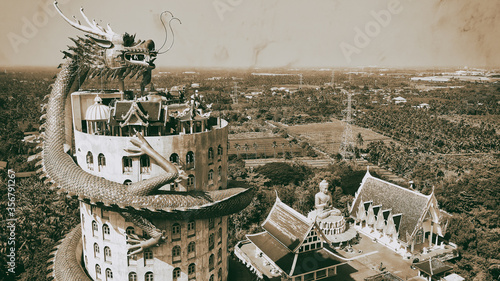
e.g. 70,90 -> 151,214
186,151 -> 195,169
92,221 -> 98,236
87,151 -> 94,170
208,169 -> 214,181
188,241 -> 196,256
106,268 -> 113,280
209,233 -> 215,250
187,175 -> 195,188
144,250 -> 153,260
129,272 -> 137,281
188,263 -> 196,276
217,145 -> 223,156
123,157 -> 133,173
103,224 -> 110,239
217,166 -> 222,181
209,274 -> 214,281
218,268 -> 222,281
126,227 -> 135,236
187,221 -> 195,233
96,264 -> 101,276
145,272 -> 154,281
104,246 -> 111,262
209,254 -> 215,271
140,155 -> 151,174
172,223 -> 181,235
173,267 -> 181,279
208,147 -> 214,162
172,245 -> 181,262
169,153 -> 179,164
218,248 -> 222,264
98,153 -> 106,171
94,243 -> 100,258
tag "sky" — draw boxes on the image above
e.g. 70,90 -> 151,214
0,0 -> 499,69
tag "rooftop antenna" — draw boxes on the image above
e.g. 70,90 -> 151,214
339,92 -> 356,160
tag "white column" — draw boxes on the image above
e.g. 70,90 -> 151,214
429,223 -> 433,248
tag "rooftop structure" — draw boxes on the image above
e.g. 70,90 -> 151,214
350,170 -> 455,259
235,195 -> 349,281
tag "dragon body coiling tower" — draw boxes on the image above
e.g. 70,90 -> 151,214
38,3 -> 253,281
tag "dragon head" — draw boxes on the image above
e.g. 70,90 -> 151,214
54,1 -> 158,86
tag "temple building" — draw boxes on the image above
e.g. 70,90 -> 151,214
349,170 -> 456,258
235,182 -> 353,281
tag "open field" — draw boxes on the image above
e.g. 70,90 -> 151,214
287,119 -> 395,154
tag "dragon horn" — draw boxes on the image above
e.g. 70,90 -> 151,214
54,1 -> 114,41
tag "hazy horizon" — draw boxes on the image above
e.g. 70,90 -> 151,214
1,0 -> 499,69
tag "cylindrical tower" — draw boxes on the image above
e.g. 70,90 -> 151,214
72,90 -> 232,281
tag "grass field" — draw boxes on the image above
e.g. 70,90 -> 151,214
287,119 -> 395,154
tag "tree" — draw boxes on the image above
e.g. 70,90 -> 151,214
243,143 -> 250,160
253,142 -> 258,158
272,141 -> 277,158
356,132 -> 364,147
234,143 -> 241,158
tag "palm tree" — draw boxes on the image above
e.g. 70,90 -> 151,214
234,143 -> 240,158
356,132 -> 364,147
288,141 -> 293,158
281,143 -> 286,158
253,142 -> 258,158
243,143 -> 250,160
272,141 -> 277,158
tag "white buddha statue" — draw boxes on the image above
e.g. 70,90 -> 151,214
315,180 -> 341,220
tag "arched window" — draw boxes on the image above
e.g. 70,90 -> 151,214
102,224 -> 110,239
94,243 -> 100,258
186,151 -> 195,169
188,263 -> 196,276
92,221 -> 98,237
128,272 -> 137,281
169,153 -> 179,164
172,223 -> 181,240
98,153 -> 106,171
187,175 -> 195,189
218,268 -> 222,281
95,264 -> 101,278
218,248 -> 222,264
104,246 -> 111,262
217,166 -> 222,181
218,228 -> 222,244
106,268 -> 113,280
217,145 -> 223,157
208,169 -> 214,181
145,272 -> 154,281
208,147 -> 214,163
173,267 -> 181,279
209,274 -> 214,281
172,245 -> 181,262
126,226 -> 135,236
187,221 -> 195,236
124,179 -> 132,185
209,233 -> 215,250
86,151 -> 94,170
122,156 -> 133,173
140,155 -> 150,174
209,254 -> 215,271
188,241 -> 196,257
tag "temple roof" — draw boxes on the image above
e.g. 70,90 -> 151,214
414,259 -> 453,276
247,231 -> 295,274
350,171 -> 431,243
261,197 -> 313,251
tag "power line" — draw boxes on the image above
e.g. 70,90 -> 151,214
339,91 -> 356,160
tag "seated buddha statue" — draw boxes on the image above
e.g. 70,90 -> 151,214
315,180 -> 341,220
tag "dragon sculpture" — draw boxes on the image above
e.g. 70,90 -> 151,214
33,3 -> 253,277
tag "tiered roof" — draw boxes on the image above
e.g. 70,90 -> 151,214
350,170 -> 432,243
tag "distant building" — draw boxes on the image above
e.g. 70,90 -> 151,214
350,170 -> 455,258
235,196 -> 348,281
392,97 -> 407,104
